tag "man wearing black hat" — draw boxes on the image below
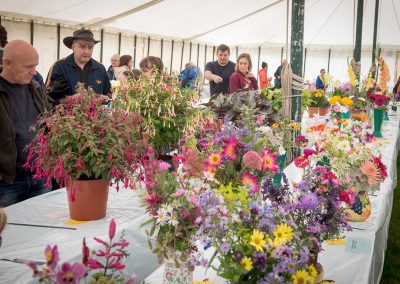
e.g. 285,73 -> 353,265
45,29 -> 111,103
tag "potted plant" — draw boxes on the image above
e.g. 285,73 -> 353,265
303,89 -> 330,117
25,85 -> 146,221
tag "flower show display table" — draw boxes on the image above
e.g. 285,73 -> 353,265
0,189 -> 159,283
145,112 -> 400,284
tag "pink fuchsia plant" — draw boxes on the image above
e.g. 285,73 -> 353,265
26,219 -> 136,284
25,85 -> 146,189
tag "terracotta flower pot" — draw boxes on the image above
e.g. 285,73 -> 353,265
308,107 -> 319,118
318,107 -> 329,116
66,179 -> 109,221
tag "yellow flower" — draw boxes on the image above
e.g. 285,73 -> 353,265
272,123 -> 279,129
308,264 -> 318,278
329,96 -> 341,105
348,65 -> 358,87
273,223 -> 294,244
292,269 -> 309,284
340,97 -> 354,106
249,229 -> 266,251
290,122 -> 301,131
241,256 -> 253,271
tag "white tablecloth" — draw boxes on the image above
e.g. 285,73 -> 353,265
145,112 -> 400,284
0,189 -> 160,283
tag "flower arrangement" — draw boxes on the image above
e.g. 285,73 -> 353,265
367,92 -> 391,110
329,95 -> 353,114
196,186 -> 318,283
299,121 -> 387,194
26,219 -> 136,284
377,56 -> 390,92
25,85 -> 146,189
140,147 -> 205,264
123,73 -> 202,151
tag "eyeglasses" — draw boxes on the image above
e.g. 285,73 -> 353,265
74,42 -> 95,50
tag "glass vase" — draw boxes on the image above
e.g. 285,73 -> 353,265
345,191 -> 371,222
163,251 -> 193,284
372,109 -> 384,138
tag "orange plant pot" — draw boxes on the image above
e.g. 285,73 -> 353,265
308,107 -> 319,118
66,179 -> 109,221
318,107 -> 329,116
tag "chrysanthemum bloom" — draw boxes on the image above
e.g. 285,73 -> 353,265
360,159 -> 381,186
273,223 -> 294,245
243,150 -> 263,170
249,229 -> 266,252
261,148 -> 278,172
300,193 -> 319,210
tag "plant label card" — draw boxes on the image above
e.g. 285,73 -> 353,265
345,237 -> 372,254
64,220 -> 89,226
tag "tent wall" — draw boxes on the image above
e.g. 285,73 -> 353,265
1,18 -> 398,89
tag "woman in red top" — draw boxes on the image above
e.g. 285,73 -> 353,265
228,53 -> 258,93
258,61 -> 272,89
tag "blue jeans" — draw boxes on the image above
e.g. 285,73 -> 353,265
0,174 -> 49,207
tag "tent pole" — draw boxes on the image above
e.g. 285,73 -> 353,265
133,35 -> 137,67
371,0 -> 380,77
327,48 -> 331,74
212,46 -> 216,61
118,33 -> 122,55
180,41 -> 185,71
353,0 -> 364,81
30,20 -> 34,45
56,24 -> 60,60
160,38 -> 163,60
189,42 -> 192,62
196,44 -> 200,67
100,29 -> 104,63
285,0 -> 289,59
236,46 -> 239,59
257,46 -> 261,75
147,36 -> 150,56
280,47 -> 283,63
170,40 -> 174,75
303,47 -> 307,78
290,0 -> 304,123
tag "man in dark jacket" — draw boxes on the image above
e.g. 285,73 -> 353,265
45,29 -> 111,104
0,40 -> 51,206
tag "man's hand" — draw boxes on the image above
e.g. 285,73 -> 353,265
212,74 -> 223,84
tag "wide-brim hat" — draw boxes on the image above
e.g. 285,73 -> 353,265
63,29 -> 100,49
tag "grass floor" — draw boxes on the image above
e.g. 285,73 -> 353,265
380,156 -> 400,283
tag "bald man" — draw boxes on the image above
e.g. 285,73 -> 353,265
0,40 -> 51,206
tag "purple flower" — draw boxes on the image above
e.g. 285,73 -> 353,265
301,193 -> 319,210
233,250 -> 244,262
56,262 -> 86,284
252,252 -> 267,271
220,242 -> 231,254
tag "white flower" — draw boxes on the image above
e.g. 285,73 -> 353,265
156,211 -> 167,225
167,214 -> 179,226
160,204 -> 173,214
278,146 -> 286,155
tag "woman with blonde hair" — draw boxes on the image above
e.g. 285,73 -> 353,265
228,53 -> 258,93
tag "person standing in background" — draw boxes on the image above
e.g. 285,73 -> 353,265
316,68 -> 327,90
0,40 -> 51,206
204,44 -> 235,96
274,59 -> 288,89
228,53 -> 258,93
258,61 -> 272,89
107,54 -> 120,81
179,62 -> 201,89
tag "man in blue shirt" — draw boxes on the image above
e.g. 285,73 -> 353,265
45,29 -> 110,104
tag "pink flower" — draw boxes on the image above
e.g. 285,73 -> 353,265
88,258 -> 103,269
242,151 -> 263,170
126,274 -> 137,284
241,172 -> 259,193
174,189 -> 187,197
360,159 -> 381,186
110,261 -> 125,270
44,245 -> 60,271
188,195 -> 199,206
158,161 -> 171,171
109,218 -> 116,240
294,156 -> 309,168
56,262 -> 86,284
221,136 -> 237,161
261,148 -> 278,172
256,115 -> 265,125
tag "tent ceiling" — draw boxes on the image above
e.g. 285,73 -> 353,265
1,0 -> 399,48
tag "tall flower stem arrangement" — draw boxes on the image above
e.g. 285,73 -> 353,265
123,74 -> 203,153
26,85 -> 146,220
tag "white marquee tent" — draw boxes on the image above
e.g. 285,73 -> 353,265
1,0 -> 400,86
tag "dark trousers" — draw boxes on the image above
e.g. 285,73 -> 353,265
0,174 -> 49,207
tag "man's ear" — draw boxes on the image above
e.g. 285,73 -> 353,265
3,58 -> 12,67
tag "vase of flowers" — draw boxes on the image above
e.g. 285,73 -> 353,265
26,85 -> 146,220
163,249 -> 193,284
367,92 -> 390,138
373,108 -> 384,137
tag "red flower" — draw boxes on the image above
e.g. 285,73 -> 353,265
294,156 -> 309,168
